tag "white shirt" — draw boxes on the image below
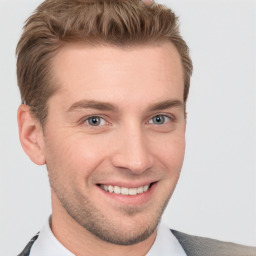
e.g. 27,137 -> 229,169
30,218 -> 187,256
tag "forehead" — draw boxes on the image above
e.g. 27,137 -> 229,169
50,42 -> 184,108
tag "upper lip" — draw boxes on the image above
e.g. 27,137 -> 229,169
97,180 -> 157,188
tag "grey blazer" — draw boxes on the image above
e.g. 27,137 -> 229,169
18,230 -> 256,256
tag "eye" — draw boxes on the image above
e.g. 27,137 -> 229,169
85,116 -> 107,126
148,115 -> 171,125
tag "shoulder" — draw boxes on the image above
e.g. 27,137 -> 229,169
171,229 -> 256,256
18,233 -> 39,256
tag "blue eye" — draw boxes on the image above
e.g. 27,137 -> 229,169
85,116 -> 106,126
149,115 -> 170,125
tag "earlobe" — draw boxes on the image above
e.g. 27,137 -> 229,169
17,104 -> 46,165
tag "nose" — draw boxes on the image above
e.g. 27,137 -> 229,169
111,126 -> 154,174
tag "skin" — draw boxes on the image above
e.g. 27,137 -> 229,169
18,41 -> 186,256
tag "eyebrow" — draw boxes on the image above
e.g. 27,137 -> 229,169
147,99 -> 184,112
67,100 -> 119,112
66,99 -> 184,113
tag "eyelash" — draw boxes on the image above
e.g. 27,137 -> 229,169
82,113 -> 175,127
147,114 -> 175,125
83,115 -> 109,127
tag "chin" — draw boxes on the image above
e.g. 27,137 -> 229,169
83,215 -> 159,246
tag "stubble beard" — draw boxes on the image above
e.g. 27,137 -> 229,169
46,151 -> 178,246
49,175 -> 174,246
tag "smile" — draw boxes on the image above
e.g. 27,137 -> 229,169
99,184 -> 152,196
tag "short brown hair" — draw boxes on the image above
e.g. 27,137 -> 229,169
16,0 -> 193,125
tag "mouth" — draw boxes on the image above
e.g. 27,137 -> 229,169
96,182 -> 157,206
97,183 -> 154,196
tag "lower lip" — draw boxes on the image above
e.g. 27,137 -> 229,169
97,182 -> 157,206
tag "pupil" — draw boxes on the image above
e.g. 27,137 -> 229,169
154,115 -> 164,124
89,117 -> 100,126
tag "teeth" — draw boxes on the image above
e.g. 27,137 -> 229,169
100,184 -> 151,195
137,186 -> 144,194
128,188 -> 137,195
108,185 -> 114,193
143,185 -> 149,192
114,186 -> 121,194
121,187 -> 129,195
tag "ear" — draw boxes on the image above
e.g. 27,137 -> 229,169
184,112 -> 187,132
17,104 -> 46,165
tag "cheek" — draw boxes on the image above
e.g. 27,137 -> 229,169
158,134 -> 185,194
44,132 -> 108,181
152,132 -> 185,171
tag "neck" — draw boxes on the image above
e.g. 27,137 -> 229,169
51,195 -> 157,256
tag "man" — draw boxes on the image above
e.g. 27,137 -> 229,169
16,0 -> 256,255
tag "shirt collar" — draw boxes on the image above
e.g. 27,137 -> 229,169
30,217 -> 75,256
30,217 -> 186,256
146,222 -> 187,256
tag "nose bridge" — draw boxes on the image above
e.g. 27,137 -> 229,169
111,123 -> 153,174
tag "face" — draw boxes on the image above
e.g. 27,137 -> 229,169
42,42 -> 186,245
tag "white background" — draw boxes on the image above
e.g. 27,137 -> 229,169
0,0 -> 255,255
